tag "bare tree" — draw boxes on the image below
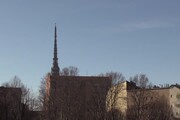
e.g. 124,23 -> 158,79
97,72 -> 126,120
60,66 -> 79,76
127,89 -> 155,120
1,76 -> 37,120
86,78 -> 112,120
41,70 -> 114,120
127,88 -> 172,120
39,70 -> 83,120
58,79 -> 84,120
129,74 -> 152,88
38,73 -> 50,110
106,82 -> 127,120
147,95 -> 171,120
0,86 -> 21,120
99,71 -> 125,84
38,73 -> 54,120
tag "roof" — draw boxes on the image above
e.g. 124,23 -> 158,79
50,75 -> 112,85
127,84 -> 180,92
170,84 -> 180,89
114,80 -> 140,90
0,86 -> 21,91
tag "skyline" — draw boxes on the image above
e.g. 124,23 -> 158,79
0,0 -> 180,92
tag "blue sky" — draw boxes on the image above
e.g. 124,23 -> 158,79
0,0 -> 180,92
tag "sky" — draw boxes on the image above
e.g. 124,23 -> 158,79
0,0 -> 180,93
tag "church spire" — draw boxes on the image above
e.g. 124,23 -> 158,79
51,24 -> 60,76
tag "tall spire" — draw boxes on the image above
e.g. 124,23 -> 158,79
51,24 -> 60,76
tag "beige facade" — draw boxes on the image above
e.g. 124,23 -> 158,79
106,81 -> 139,118
170,86 -> 180,118
106,81 -> 127,113
107,81 -> 180,119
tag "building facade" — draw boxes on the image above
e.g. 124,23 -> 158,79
107,81 -> 180,120
0,87 -> 22,120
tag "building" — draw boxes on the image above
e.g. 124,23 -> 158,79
106,81 -> 139,119
0,87 -> 22,120
107,81 -> 180,120
45,26 -> 112,120
0,86 -> 41,120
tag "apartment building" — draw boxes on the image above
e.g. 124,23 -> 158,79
107,81 -> 180,120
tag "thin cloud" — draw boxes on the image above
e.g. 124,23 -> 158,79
128,21 -> 176,29
106,20 -> 178,33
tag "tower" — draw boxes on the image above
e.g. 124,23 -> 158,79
49,25 -> 60,120
51,24 -> 60,76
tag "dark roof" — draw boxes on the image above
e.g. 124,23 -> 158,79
0,86 -> 21,92
126,81 -> 140,90
170,84 -> 180,89
50,76 -> 112,84
52,75 -> 111,80
127,84 -> 180,92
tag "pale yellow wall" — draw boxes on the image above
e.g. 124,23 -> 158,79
115,82 -> 127,113
106,81 -> 128,114
169,87 -> 180,118
149,88 -> 170,103
106,82 -> 180,119
147,87 -> 180,118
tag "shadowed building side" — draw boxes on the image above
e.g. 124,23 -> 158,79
0,87 -> 22,120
